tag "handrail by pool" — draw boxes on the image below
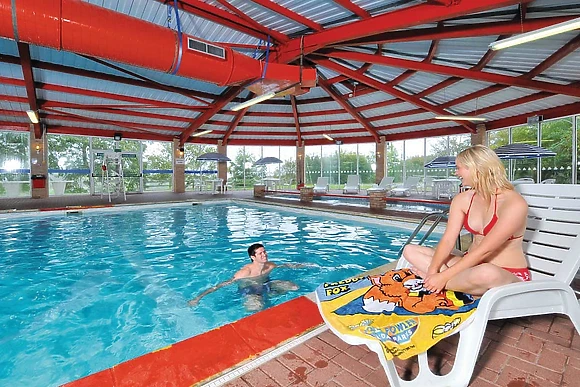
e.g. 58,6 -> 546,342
397,210 -> 449,258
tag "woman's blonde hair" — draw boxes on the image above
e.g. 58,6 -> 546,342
456,145 -> 513,202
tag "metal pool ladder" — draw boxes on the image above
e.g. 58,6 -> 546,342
397,211 -> 449,258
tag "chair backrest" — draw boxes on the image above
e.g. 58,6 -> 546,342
379,176 -> 395,188
345,175 -> 359,186
517,184 -> 580,284
515,177 -> 535,182
541,178 -> 555,184
403,176 -> 421,188
315,177 -> 329,187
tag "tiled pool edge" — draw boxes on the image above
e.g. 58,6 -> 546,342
64,296 -> 324,387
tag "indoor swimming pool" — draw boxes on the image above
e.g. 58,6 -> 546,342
0,202 -> 440,386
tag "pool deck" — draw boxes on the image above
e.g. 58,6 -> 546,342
2,190 -> 579,387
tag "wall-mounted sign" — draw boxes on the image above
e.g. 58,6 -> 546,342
175,158 -> 185,164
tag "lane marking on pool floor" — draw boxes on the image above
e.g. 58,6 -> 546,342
64,296 -> 324,387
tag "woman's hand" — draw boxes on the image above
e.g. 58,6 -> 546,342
423,272 -> 449,294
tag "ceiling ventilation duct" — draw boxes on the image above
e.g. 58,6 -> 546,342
0,0 -> 316,91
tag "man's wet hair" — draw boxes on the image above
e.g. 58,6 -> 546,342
248,243 -> 264,260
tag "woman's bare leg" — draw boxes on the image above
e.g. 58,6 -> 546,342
445,263 -> 522,295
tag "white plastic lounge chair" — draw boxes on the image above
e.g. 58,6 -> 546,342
371,176 -> 395,191
313,177 -> 329,194
541,178 -> 555,184
343,175 -> 360,194
390,176 -> 421,197
436,179 -> 457,200
325,183 -> 580,387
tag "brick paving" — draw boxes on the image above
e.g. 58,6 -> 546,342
223,315 -> 579,387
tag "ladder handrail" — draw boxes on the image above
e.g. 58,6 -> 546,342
398,211 -> 448,258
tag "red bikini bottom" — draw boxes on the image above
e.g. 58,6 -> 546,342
502,267 -> 531,282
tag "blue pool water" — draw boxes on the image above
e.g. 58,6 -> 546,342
0,202 -> 440,386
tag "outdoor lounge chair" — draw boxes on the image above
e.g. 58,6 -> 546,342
321,183 -> 580,387
313,177 -> 329,194
343,175 -> 360,194
389,176 -> 421,197
371,176 -> 395,191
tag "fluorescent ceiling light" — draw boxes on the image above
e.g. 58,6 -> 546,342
489,17 -> 580,50
26,110 -> 39,124
323,134 -> 334,141
191,129 -> 213,137
231,91 -> 276,111
435,115 -> 487,122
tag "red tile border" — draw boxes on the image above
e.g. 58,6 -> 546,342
64,296 -> 323,387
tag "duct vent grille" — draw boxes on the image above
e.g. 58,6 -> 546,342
187,38 -> 225,59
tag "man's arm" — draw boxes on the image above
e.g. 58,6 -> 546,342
188,278 -> 235,307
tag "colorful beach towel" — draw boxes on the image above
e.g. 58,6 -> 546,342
315,268 -> 479,360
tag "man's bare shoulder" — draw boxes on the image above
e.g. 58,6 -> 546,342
233,265 -> 252,279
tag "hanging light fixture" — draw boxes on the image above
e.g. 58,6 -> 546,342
191,129 -> 213,137
435,115 -> 487,122
323,134 -> 334,141
489,17 -> 580,50
26,110 -> 39,124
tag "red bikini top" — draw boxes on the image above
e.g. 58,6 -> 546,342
463,191 -> 522,240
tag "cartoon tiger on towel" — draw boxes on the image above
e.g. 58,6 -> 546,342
362,268 -> 474,314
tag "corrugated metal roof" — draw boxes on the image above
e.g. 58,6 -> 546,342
0,0 -> 579,146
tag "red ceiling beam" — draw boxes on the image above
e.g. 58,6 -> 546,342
274,0 -> 532,63
16,43 -> 43,138
318,77 -> 380,142
0,54 -> 218,104
290,95 -> 302,144
153,0 -> 286,43
485,101 -> 580,131
42,110 -> 181,134
340,16 -> 574,46
524,33 -> 580,79
180,85 -> 248,144
223,108 -> 250,144
41,102 -> 195,123
250,0 -> 323,31
332,0 -> 371,19
48,126 -> 176,143
314,57 -> 476,132
327,50 -> 580,98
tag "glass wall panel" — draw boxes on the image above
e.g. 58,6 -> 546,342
47,134 -> 90,195
305,145 -> 321,186
142,140 -> 172,192
339,144 -> 358,186
425,136 -> 448,179
541,117 -> 573,184
279,146 -> 296,188
386,141 -> 404,184
404,138 -> 424,181
577,116 -> 580,184
511,125 -> 538,181
0,131 -> 30,197
260,146 -> 280,178
184,143 -> 217,191
321,144 -> 339,188
357,143 -> 375,187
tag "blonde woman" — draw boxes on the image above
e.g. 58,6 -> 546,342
403,145 -> 530,296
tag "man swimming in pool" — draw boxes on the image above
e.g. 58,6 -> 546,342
188,243 -> 302,311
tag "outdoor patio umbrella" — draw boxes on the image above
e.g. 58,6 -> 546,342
254,156 -> 283,165
424,156 -> 456,168
493,143 -> 556,159
196,152 -> 231,162
493,143 -> 556,180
